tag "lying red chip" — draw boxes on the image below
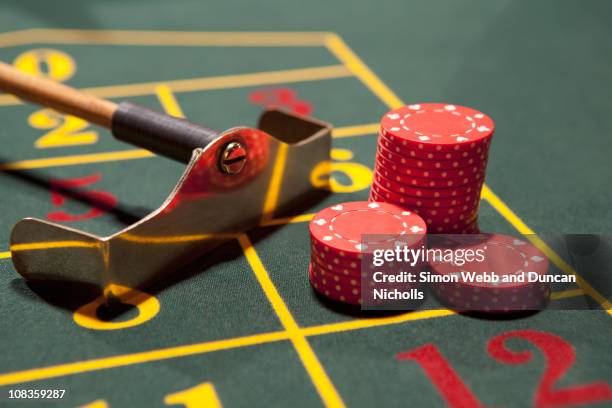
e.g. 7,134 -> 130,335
429,234 -> 550,312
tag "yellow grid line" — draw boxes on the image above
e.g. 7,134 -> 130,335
0,29 -> 331,48
0,65 -> 352,106
238,234 -> 345,407
332,123 -> 379,138
155,84 -> 185,118
261,144 -> 290,223
0,150 -> 155,171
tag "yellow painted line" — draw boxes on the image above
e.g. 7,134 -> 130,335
332,123 -> 378,138
0,29 -> 331,48
10,241 -> 100,252
0,331 -> 289,387
261,144 -> 289,223
302,309 -> 456,337
260,213 -> 315,227
238,234 -> 345,408
0,251 -> 11,259
324,34 -> 403,110
0,65 -> 352,106
155,84 -> 185,118
0,149 -> 154,170
481,186 -> 612,314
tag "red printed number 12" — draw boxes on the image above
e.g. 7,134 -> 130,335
397,330 -> 612,408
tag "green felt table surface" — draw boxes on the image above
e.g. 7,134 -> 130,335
0,0 -> 611,407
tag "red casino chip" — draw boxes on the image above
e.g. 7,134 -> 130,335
429,234 -> 550,312
373,171 -> 484,199
309,201 -> 427,258
376,143 -> 488,170
376,152 -> 487,180
375,165 -> 483,189
380,103 -> 495,153
371,180 -> 480,208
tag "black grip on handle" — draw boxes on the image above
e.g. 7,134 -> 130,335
111,102 -> 219,163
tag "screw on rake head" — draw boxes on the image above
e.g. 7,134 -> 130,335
219,141 -> 247,175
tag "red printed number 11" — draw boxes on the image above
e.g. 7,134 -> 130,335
397,330 -> 612,408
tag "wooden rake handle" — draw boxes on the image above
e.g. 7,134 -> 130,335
0,61 -> 117,128
0,61 -> 220,163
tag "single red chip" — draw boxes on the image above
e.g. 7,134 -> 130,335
376,143 -> 489,170
419,212 -> 479,228
429,234 -> 550,312
376,152 -> 487,180
379,132 -> 490,161
414,202 -> 480,219
309,201 -> 427,256
371,180 -> 480,208
375,166 -> 484,189
369,190 -> 478,233
373,171 -> 484,199
380,103 -> 494,152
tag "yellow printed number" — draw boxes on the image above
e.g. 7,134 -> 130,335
78,382 -> 221,408
13,48 -> 76,81
73,284 -> 160,330
310,148 -> 372,193
165,382 -> 223,408
29,109 -> 98,149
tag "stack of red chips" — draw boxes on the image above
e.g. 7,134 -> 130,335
370,103 -> 494,233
